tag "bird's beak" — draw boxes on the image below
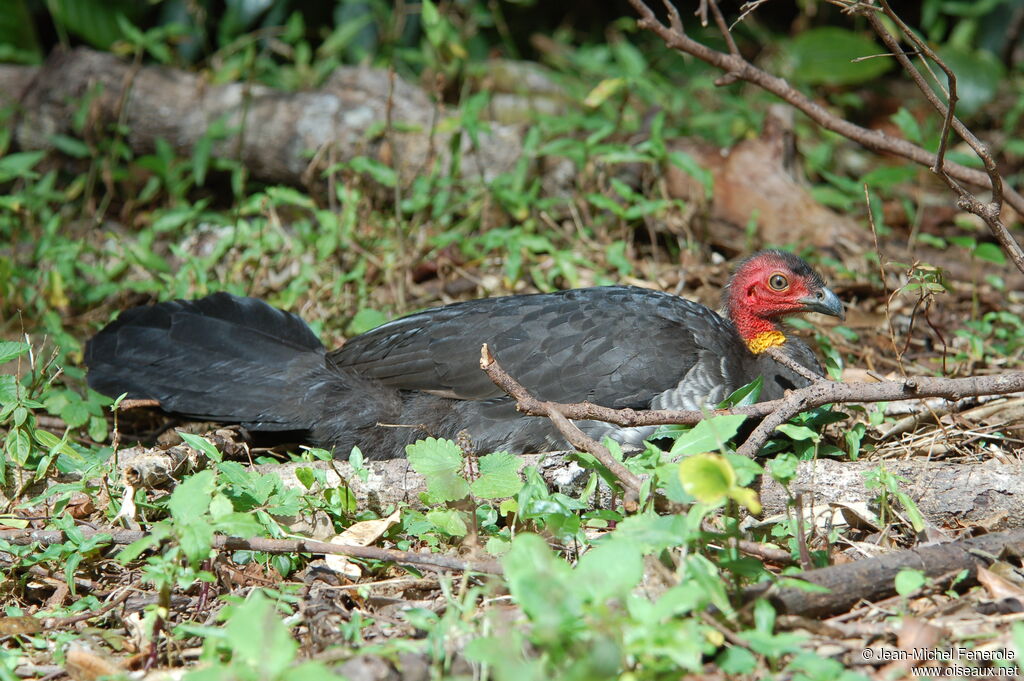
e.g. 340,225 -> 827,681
799,287 -> 845,321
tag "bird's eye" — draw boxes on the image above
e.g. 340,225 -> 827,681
768,273 -> 788,291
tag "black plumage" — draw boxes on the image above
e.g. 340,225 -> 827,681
85,252 -> 841,459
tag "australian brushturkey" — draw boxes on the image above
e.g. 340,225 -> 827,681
86,250 -> 843,459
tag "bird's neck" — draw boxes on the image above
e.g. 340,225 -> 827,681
730,309 -> 787,354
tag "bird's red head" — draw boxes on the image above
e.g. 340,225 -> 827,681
723,250 -> 844,353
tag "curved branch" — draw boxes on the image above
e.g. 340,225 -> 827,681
626,0 -> 1024,226
482,341 -> 1024,457
480,344 -> 644,506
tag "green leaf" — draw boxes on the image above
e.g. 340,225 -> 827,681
0,0 -> 40,63
861,165 -> 918,190
33,429 -> 77,458
59,401 -> 90,429
349,156 -> 397,188
974,243 -> 1006,265
347,308 -> 388,335
679,453 -> 734,501
894,568 -> 927,596
0,375 -> 19,405
718,376 -> 763,407
224,593 -> 298,676
679,453 -> 761,513
426,508 -> 468,536
768,452 -> 799,485
934,45 -> 1005,115
890,108 -> 922,144
583,77 -> 626,108
789,27 -> 891,85
575,538 -> 644,602
48,0 -> 134,49
406,438 -> 470,503
670,414 -> 748,457
0,341 -> 29,365
421,0 -> 440,27
116,524 -> 168,562
213,512 -> 264,538
502,534 -> 580,628
168,469 -> 216,523
178,518 -> 215,567
470,451 -> 522,499
894,490 -> 926,533
5,427 -> 31,465
294,467 -> 315,490
177,432 -> 223,462
774,423 -> 820,441
0,151 -> 45,182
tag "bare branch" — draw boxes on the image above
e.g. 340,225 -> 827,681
626,0 -> 1024,238
482,335 -> 1024,457
479,344 -> 645,506
766,346 -> 825,383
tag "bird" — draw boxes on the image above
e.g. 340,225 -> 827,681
85,250 -> 843,459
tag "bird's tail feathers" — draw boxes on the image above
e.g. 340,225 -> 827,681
85,292 -> 326,432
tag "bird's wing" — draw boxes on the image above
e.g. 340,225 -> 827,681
329,286 -> 737,409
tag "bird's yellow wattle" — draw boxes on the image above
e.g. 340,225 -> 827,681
745,330 -> 786,354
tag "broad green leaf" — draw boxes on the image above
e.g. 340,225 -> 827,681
935,45 -> 1005,115
789,27 -> 891,85
347,308 -> 388,335
679,453 -> 735,502
768,452 -> 799,485
0,0 -> 40,63
426,508 -> 468,537
406,438 -> 470,503
59,401 -> 90,429
213,512 -> 264,538
894,568 -> 927,596
890,108 -> 922,144
670,414 -> 747,457
33,429 -> 77,458
470,451 -> 522,499
5,427 -> 31,465
974,243 -> 1006,265
774,423 -> 820,441
168,469 -> 216,523
502,533 -> 581,629
0,375 -> 19,405
224,593 -> 298,676
178,519 -> 215,567
49,0 -> 134,49
0,151 -> 45,182
575,538 -> 644,602
894,490 -> 926,533
0,341 -> 29,365
679,453 -> 761,513
349,156 -> 397,188
718,376 -> 763,407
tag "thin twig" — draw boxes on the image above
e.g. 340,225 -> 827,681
479,344 -> 644,505
766,346 -> 825,383
626,0 -> 1024,232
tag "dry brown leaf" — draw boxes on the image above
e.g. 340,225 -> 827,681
65,644 -> 124,681
324,510 -> 402,579
977,565 -> 1024,601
